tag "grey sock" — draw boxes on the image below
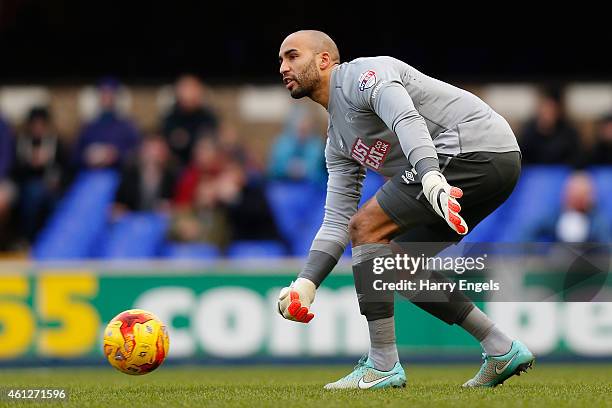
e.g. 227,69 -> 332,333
352,243 -> 392,264
481,325 -> 514,356
368,316 -> 399,371
460,307 -> 513,356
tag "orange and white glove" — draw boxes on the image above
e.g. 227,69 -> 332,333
421,171 -> 468,235
277,278 -> 316,323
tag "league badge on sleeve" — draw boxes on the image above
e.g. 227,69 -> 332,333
358,70 -> 376,91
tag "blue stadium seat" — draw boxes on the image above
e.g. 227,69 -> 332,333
265,181 -> 326,256
589,166 -> 612,219
162,243 -> 221,259
463,207 -> 503,242
226,240 -> 287,258
359,170 -> 385,207
100,213 -> 169,259
33,170 -> 120,260
499,165 -> 570,242
265,172 -> 386,256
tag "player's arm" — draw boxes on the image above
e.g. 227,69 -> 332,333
367,79 -> 468,235
277,139 -> 365,323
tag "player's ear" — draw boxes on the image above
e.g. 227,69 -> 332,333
319,52 -> 331,70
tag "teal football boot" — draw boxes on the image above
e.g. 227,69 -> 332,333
324,355 -> 406,390
463,340 -> 535,387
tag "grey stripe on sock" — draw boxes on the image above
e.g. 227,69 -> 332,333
352,243 -> 392,264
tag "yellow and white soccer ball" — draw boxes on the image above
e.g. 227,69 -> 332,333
103,309 -> 170,375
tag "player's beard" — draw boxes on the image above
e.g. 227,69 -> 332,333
290,57 -> 320,99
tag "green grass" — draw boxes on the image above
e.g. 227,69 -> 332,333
0,363 -> 610,407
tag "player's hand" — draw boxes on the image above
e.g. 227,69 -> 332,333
421,171 -> 468,235
277,278 -> 316,323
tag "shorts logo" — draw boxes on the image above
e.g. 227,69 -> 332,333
358,70 -> 376,91
401,169 -> 416,184
351,138 -> 390,170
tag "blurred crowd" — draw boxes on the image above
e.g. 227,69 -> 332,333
0,74 -> 327,253
0,78 -> 610,254
520,87 -> 612,167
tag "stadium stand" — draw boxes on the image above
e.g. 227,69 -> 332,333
28,164 -> 612,260
226,240 -> 287,258
162,242 -> 221,259
100,213 -> 169,259
33,170 -> 119,259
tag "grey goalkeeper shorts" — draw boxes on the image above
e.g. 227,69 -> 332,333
376,151 -> 521,242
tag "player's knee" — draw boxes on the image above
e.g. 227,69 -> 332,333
349,211 -> 384,246
348,213 -> 366,244
358,301 -> 394,321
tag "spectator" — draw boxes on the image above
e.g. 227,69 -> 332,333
162,74 -> 218,167
0,115 -> 17,250
0,115 -> 13,180
519,87 -> 582,165
12,107 -> 69,243
171,136 -> 281,246
218,123 -> 282,241
112,134 -> 177,218
173,137 -> 240,206
218,121 -> 260,175
587,113 -> 612,165
520,171 -> 611,242
226,178 -> 283,242
168,178 -> 231,247
0,180 -> 16,251
73,77 -> 140,170
170,138 -> 242,247
268,107 -> 326,185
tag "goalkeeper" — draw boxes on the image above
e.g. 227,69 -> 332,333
277,30 -> 534,389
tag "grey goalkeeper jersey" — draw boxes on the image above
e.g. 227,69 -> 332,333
309,56 -> 520,260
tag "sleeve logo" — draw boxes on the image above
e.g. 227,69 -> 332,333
358,70 -> 376,91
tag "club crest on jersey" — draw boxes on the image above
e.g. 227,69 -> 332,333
351,138 -> 390,170
358,70 -> 376,91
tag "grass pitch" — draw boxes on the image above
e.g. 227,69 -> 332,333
0,363 -> 610,407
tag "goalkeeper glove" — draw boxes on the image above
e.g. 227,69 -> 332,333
421,170 -> 468,235
277,278 -> 316,323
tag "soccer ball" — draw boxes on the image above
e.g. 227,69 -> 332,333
103,309 -> 170,375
